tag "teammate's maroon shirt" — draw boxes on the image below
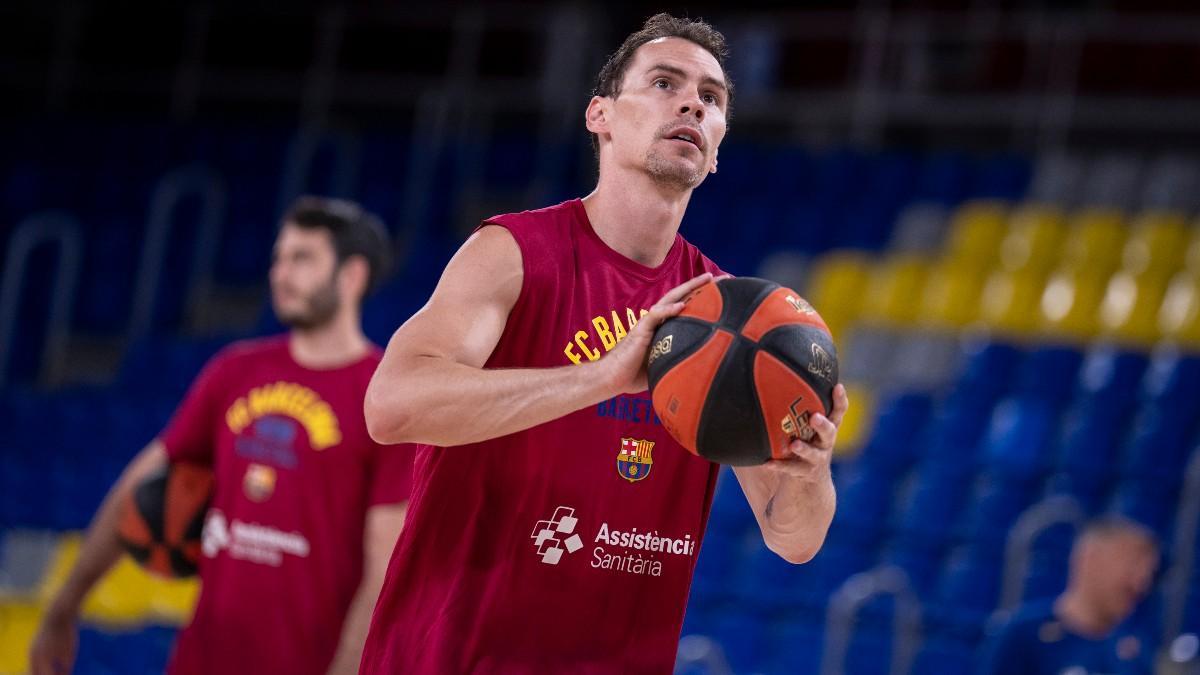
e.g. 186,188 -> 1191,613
360,199 -> 725,674
159,336 -> 414,675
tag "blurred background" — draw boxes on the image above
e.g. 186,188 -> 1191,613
3,0 -> 1200,673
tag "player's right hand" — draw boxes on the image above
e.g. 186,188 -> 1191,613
598,272 -> 714,395
29,608 -> 78,675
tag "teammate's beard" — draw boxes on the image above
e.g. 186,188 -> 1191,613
275,276 -> 340,330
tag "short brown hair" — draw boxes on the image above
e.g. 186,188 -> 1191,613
591,13 -> 734,153
283,196 -> 392,297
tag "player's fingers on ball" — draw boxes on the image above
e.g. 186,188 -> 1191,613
662,272 -> 712,304
829,384 -> 849,426
809,414 -> 837,449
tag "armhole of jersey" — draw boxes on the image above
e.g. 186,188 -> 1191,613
477,219 -> 537,321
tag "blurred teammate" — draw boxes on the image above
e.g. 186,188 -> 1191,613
978,516 -> 1160,675
30,197 -> 416,675
360,13 -> 848,674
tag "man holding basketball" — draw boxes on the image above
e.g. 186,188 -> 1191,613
361,14 -> 847,673
30,198 -> 416,675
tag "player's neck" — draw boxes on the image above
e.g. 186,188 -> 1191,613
1053,591 -> 1114,639
288,311 -> 369,370
582,171 -> 691,268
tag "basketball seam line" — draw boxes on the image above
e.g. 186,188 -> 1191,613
717,280 -> 777,333
694,337 -> 771,466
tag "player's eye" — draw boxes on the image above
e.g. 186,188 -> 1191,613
653,78 -> 671,89
702,93 -> 718,105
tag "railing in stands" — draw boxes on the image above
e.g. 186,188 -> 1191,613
998,495 -> 1086,612
820,564 -> 923,675
0,212 -> 83,386
127,165 -> 228,342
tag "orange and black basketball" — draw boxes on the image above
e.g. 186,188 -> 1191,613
117,463 -> 213,578
646,277 -> 838,466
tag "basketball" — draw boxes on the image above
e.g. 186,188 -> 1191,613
646,277 -> 839,466
116,463 -> 213,578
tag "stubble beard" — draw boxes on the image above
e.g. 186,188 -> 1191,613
644,145 -> 704,191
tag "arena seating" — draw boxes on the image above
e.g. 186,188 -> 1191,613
3,119 -> 1200,674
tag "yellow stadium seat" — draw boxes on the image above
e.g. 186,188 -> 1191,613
999,204 -> 1067,273
81,556 -> 159,626
35,534 -> 82,604
919,259 -> 987,329
1161,269 -> 1200,348
858,254 -> 929,328
803,250 -> 872,339
1061,209 -> 1127,274
145,576 -> 199,626
944,200 -> 1009,267
832,383 -> 873,460
980,268 -> 1048,337
0,600 -> 41,675
1099,269 -> 1169,348
1184,224 -> 1200,273
1121,210 -> 1190,277
36,533 -> 197,628
1039,268 -> 1109,342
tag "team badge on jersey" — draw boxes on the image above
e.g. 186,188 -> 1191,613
617,437 -> 654,483
243,463 -> 277,502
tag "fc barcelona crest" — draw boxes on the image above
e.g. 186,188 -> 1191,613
617,437 -> 655,483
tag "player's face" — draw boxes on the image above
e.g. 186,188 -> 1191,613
606,37 -> 728,190
1080,529 -> 1159,623
269,223 -> 341,329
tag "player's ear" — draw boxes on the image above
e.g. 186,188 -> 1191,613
339,254 -> 371,300
710,149 -> 718,174
585,96 -> 610,137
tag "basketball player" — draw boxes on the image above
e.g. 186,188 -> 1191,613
359,14 -> 848,673
30,197 -> 416,675
978,516 -> 1159,675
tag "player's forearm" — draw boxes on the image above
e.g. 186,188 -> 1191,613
324,583 -> 378,675
758,470 -> 836,564
48,443 -> 166,616
365,354 -> 617,447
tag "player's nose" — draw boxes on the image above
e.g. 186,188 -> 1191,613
679,95 -> 705,121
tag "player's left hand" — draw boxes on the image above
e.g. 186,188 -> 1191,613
763,383 -> 848,480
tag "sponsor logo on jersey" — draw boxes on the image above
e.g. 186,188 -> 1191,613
530,506 -> 584,565
225,381 -> 342,450
529,506 -> 697,578
201,509 -> 310,567
616,437 -> 654,483
243,463 -> 277,502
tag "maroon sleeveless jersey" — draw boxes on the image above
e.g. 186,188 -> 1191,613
359,199 -> 725,674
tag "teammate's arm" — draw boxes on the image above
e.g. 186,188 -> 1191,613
732,384 -> 846,564
29,441 -> 168,675
324,502 -> 407,675
364,225 -> 712,447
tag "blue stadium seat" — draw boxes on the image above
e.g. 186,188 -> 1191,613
914,151 -> 972,205
857,392 -> 933,477
971,153 -> 1032,202
1012,345 -> 1084,406
950,340 -> 1024,407
1118,408 -> 1194,484
980,397 -> 1058,481
893,464 -> 975,548
910,636 -> 976,675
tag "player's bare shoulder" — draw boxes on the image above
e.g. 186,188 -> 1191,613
435,224 -> 524,313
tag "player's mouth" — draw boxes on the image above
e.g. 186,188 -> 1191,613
663,126 -> 704,151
